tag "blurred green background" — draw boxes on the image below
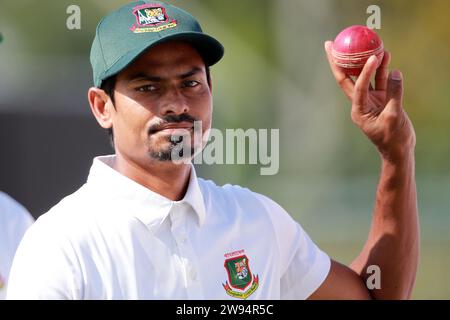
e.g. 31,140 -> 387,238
1,0 -> 449,299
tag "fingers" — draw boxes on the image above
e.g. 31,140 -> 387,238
353,55 -> 379,112
324,41 -> 355,100
375,51 -> 391,91
385,70 -> 403,111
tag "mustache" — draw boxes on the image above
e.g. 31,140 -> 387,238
148,114 -> 198,135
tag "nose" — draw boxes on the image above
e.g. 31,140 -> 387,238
159,88 -> 189,116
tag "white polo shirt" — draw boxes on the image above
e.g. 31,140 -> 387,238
7,155 -> 330,300
0,192 -> 34,299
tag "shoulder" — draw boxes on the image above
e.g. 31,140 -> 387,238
12,186 -> 94,269
198,177 -> 266,206
198,178 -> 266,200
37,183 -> 94,221
197,178 -> 294,224
24,182 -> 137,248
26,184 -> 94,241
7,195 -> 86,299
198,178 -> 256,201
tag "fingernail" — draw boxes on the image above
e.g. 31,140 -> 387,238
324,41 -> 332,50
392,70 -> 402,81
368,55 -> 377,64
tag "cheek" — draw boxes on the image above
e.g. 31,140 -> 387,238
196,92 -> 213,131
113,99 -> 153,145
202,115 -> 212,134
199,110 -> 212,148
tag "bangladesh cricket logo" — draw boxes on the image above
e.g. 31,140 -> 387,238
130,4 -> 177,33
222,251 -> 259,299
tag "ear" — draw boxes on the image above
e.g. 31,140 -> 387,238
88,87 -> 114,129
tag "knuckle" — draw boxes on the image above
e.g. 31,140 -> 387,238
355,84 -> 365,94
389,80 -> 402,91
383,111 -> 399,128
384,111 -> 398,121
390,82 -> 401,90
350,109 -> 361,123
384,110 -> 398,120
387,89 -> 402,100
375,73 -> 387,81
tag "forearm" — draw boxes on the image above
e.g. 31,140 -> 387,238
350,150 -> 419,299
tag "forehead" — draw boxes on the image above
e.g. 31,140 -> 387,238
118,41 -> 206,79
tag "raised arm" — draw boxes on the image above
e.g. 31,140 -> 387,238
309,42 -> 419,300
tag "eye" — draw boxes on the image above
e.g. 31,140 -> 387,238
182,80 -> 200,88
136,84 -> 158,92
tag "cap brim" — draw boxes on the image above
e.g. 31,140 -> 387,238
97,32 -> 224,88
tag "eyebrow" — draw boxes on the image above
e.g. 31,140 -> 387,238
128,67 -> 203,83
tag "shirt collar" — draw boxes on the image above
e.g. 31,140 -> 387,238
86,155 -> 206,230
179,164 -> 206,227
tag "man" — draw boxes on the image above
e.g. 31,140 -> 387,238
0,192 -> 34,299
7,1 -> 418,299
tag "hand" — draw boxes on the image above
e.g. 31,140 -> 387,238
324,41 -> 416,163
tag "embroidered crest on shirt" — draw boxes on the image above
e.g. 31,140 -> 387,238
222,249 -> 259,299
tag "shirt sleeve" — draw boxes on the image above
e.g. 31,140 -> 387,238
279,223 -> 331,299
254,193 -> 331,299
6,217 -> 81,300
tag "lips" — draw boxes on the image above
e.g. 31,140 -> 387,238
149,122 -> 194,135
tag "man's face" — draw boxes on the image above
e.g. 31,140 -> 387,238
111,41 -> 212,165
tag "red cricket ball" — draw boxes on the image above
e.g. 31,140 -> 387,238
331,25 -> 384,76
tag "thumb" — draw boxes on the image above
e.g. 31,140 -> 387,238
385,70 -> 403,110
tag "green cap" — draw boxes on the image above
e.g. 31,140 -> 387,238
90,1 -> 224,88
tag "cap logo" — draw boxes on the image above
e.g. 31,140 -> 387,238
130,4 -> 177,33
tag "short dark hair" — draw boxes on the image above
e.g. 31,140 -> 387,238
100,64 -> 212,146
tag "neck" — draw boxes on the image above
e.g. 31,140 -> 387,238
113,152 -> 192,201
